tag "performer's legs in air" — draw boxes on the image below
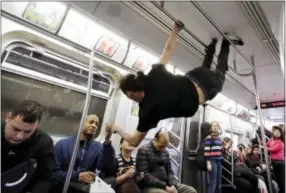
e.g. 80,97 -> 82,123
186,34 -> 244,102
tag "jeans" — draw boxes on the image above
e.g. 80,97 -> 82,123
208,159 -> 222,193
186,39 -> 230,101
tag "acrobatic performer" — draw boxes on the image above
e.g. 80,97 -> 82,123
111,20 -> 244,146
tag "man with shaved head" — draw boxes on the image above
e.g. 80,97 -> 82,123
136,129 -> 197,193
52,114 -> 113,193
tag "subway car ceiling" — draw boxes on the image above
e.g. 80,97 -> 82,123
1,2 -> 284,127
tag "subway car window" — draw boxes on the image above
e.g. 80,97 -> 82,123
171,118 -> 182,138
1,71 -> 107,138
4,45 -> 111,94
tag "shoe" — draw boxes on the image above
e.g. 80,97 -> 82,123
224,33 -> 244,46
205,38 -> 218,54
211,38 -> 218,45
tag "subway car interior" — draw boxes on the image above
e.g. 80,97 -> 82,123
1,1 -> 285,193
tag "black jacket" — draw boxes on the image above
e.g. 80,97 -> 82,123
136,141 -> 177,189
246,154 -> 262,174
1,122 -> 54,193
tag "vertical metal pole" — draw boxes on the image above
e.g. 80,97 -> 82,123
251,56 -> 273,193
279,4 -> 285,77
62,51 -> 95,193
228,114 -> 234,187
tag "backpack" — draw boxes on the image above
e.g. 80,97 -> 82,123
1,158 -> 37,193
197,137 -> 215,171
196,122 -> 213,171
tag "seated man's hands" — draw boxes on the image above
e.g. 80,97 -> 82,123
78,171 -> 96,184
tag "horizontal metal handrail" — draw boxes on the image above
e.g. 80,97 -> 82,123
190,1 -> 254,71
132,1 -> 255,98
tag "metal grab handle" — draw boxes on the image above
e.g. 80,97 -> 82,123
150,1 -> 207,48
229,60 -> 254,77
228,114 -> 234,187
62,51 -> 95,193
279,5 -> 285,77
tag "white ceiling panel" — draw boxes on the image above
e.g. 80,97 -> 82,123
69,1 -> 284,112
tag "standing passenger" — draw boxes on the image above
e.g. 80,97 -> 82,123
204,121 -> 222,193
266,126 -> 285,193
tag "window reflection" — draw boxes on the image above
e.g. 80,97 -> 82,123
1,71 -> 107,138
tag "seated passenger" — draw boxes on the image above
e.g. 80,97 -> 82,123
100,138 -> 141,193
222,138 -> 259,193
136,130 -> 197,193
52,114 -> 113,193
246,144 -> 278,193
1,100 -> 54,193
245,144 -> 252,155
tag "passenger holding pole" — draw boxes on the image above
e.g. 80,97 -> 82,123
111,20 -> 244,147
204,121 -> 222,193
264,126 -> 285,193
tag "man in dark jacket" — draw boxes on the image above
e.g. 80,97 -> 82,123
136,130 -> 197,193
1,100 -> 54,193
52,114 -> 113,193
